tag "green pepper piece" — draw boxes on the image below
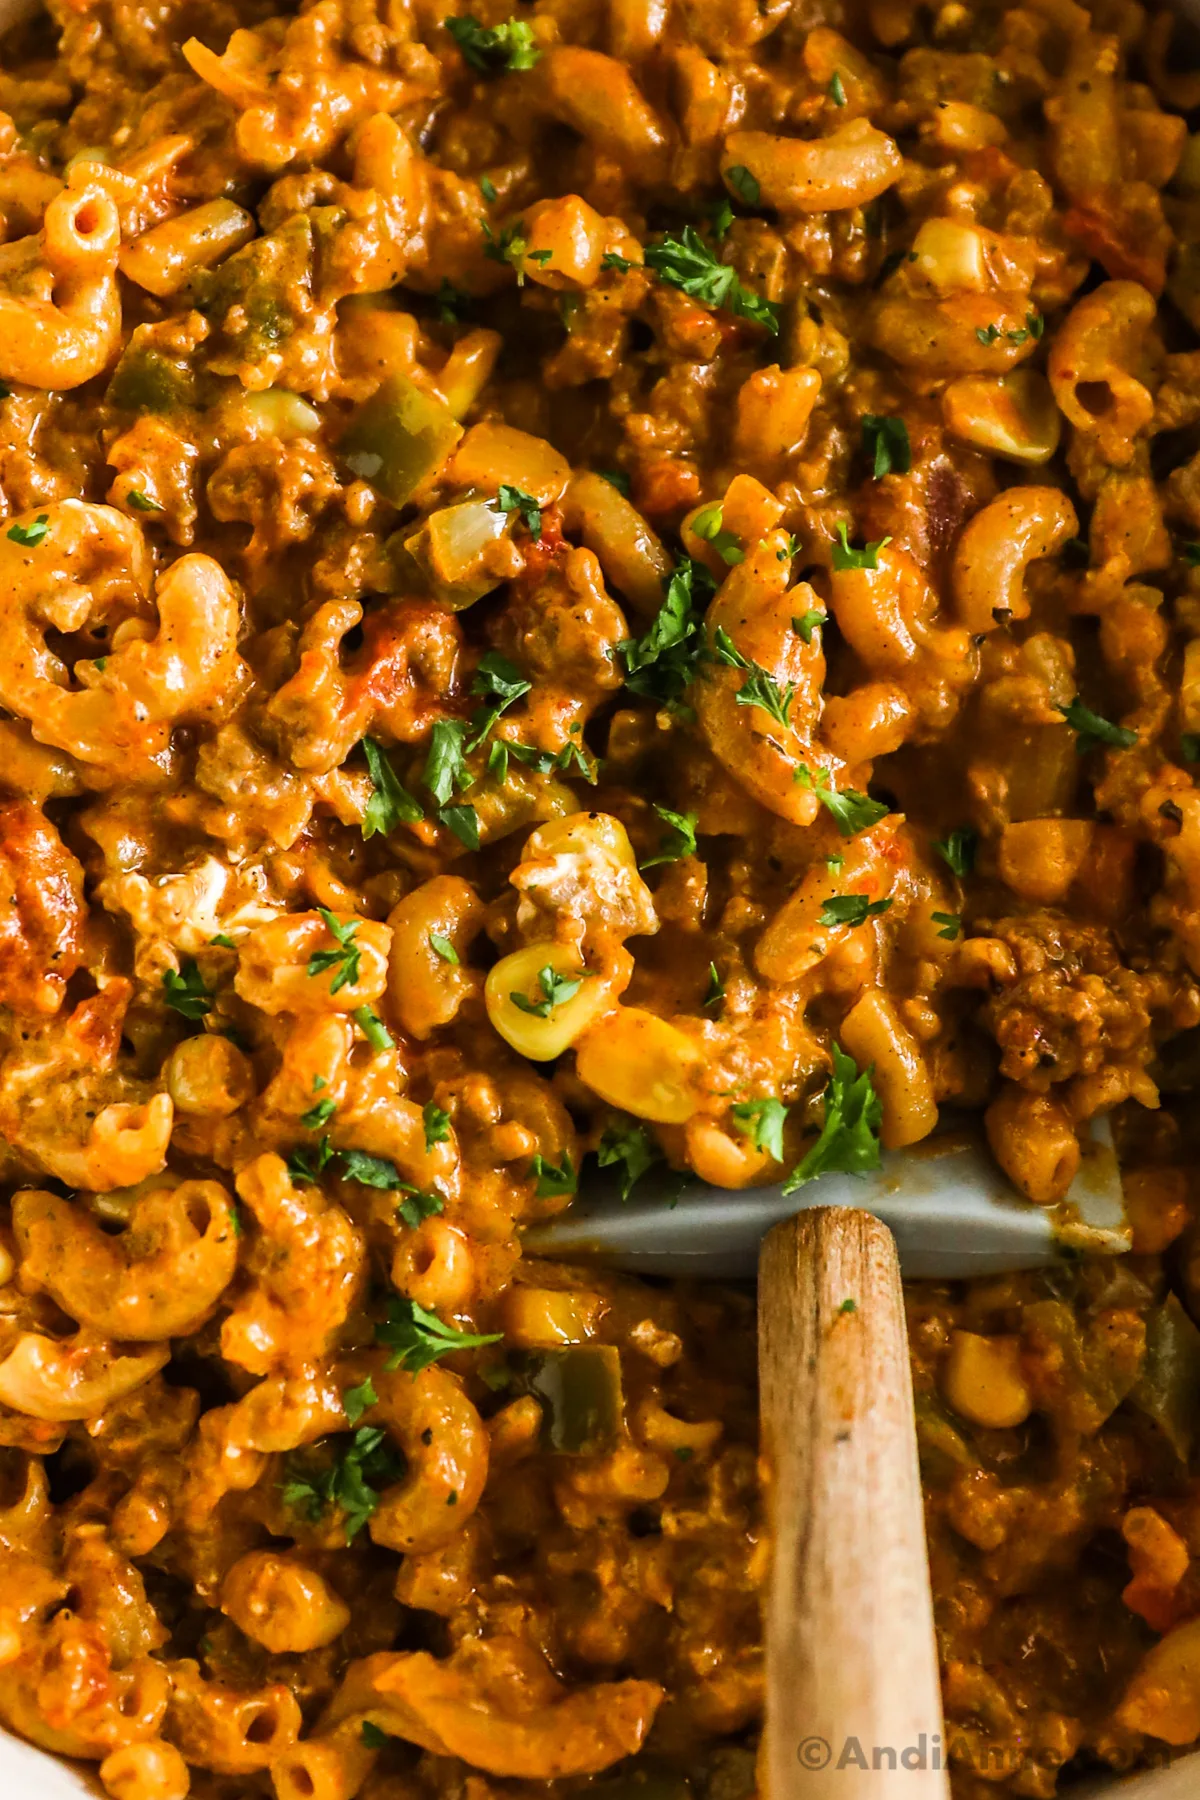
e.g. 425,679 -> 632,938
338,374 -> 464,506
1023,1298 -> 1146,1435
913,1393 -> 976,1485
107,340 -> 196,414
508,1345 -> 624,1454
1130,1293 -> 1200,1461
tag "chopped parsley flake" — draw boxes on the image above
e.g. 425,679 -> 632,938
306,909 -> 362,995
933,827 -> 977,878
795,765 -> 889,837
783,1044 -> 883,1194
529,1150 -> 577,1198
7,515 -> 48,547
691,501 -> 743,566
342,1379 -> 377,1426
818,893 -> 893,929
710,625 -> 796,728
397,1186 -> 445,1229
597,1121 -> 660,1199
724,164 -> 760,207
510,964 -> 584,1017
731,1096 -> 788,1162
376,1297 -> 502,1374
862,414 -> 911,479
494,483 -> 542,539
354,1005 -> 394,1051
1059,697 -> 1138,754
641,805 -> 699,868
643,226 -> 779,334
445,13 -> 540,72
362,737 -> 423,838
423,1101 -> 452,1148
831,521 -> 891,571
281,1426 -> 405,1542
162,960 -> 212,1021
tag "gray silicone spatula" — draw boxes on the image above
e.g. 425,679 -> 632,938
523,1116 -> 1128,1278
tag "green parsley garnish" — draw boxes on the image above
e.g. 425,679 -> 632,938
354,1005 -> 394,1051
7,515 -> 49,547
1058,697 -> 1138,754
706,196 -> 734,241
598,469 -> 631,496
597,1121 -> 660,1199
838,1297 -> 858,1315
494,483 -> 542,539
704,962 -> 725,1007
429,932 -> 459,964
691,501 -> 743,566
862,415 -> 911,479
831,521 -> 891,571
423,718 -> 470,807
376,1297 -> 501,1374
975,323 -> 1002,345
782,1044 -> 883,1193
933,827 -> 977,878
710,625 -> 796,728
510,964 -> 584,1017
793,609 -> 826,645
620,557 -> 712,712
795,765 -> 889,837
126,489 -> 163,513
479,175 -> 497,202
162,960 -> 212,1021
362,737 -> 423,837
281,1427 -> 405,1541
483,219 -> 537,284
731,1096 -> 788,1162
932,911 -> 962,940
445,13 -> 540,72
423,1101 -> 451,1148
287,1136 -> 335,1185
818,894 -> 893,929
210,933 -> 237,949
438,803 -> 480,849
601,250 -> 636,272
300,1097 -> 337,1130
362,1721 -> 389,1750
828,70 -> 846,105
307,909 -> 361,995
437,279 -> 467,325
397,1186 -> 445,1229
724,164 -> 760,207
340,1149 -> 404,1189
641,804 -> 699,868
343,1379 -> 377,1426
529,1150 -> 577,1198
643,226 -> 779,334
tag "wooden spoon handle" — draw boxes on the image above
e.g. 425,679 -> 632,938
759,1206 -> 949,1799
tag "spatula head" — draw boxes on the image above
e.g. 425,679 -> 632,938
522,1118 -> 1127,1279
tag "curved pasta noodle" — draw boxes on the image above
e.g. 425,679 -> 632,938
0,186 -> 121,390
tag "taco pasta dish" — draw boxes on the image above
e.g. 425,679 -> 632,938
4,0 -> 1200,1795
